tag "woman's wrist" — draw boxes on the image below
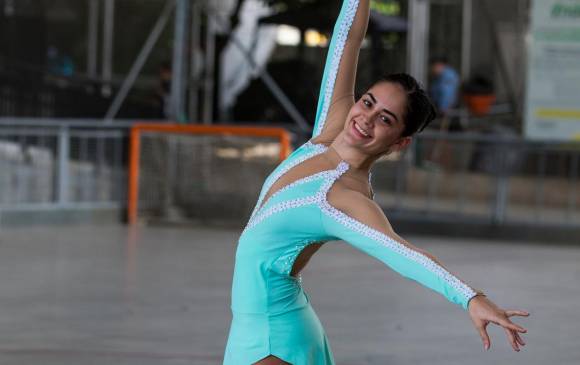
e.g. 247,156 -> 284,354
473,288 -> 486,297
467,288 -> 486,310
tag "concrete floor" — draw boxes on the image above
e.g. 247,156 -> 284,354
0,224 -> 578,365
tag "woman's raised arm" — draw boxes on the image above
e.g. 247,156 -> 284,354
311,0 -> 370,143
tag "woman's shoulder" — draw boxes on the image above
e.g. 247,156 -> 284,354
327,185 -> 393,232
328,182 -> 386,223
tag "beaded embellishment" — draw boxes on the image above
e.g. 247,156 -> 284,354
313,0 -> 360,137
254,170 -> 333,216
248,141 -> 327,223
318,164 -> 476,302
272,240 -> 322,279
243,141 -> 475,304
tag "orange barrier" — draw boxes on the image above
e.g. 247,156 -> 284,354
127,123 -> 292,225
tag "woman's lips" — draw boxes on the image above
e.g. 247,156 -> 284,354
351,120 -> 371,139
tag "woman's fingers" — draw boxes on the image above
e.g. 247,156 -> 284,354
513,330 -> 526,346
477,324 -> 491,350
498,317 -> 527,333
503,327 -> 520,352
505,310 -> 530,318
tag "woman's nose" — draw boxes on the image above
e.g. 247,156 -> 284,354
361,112 -> 374,127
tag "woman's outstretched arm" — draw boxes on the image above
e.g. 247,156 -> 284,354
311,0 -> 370,143
321,190 -> 529,351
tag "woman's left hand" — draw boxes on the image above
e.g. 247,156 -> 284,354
468,295 -> 530,352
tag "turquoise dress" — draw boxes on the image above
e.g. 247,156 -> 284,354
223,2 -> 478,364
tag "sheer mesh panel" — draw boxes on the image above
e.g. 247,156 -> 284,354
137,132 -> 281,224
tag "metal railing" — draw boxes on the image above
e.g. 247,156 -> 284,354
0,118 -> 132,211
372,131 -> 580,227
1,118 -> 578,229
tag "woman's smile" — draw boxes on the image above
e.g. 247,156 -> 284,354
350,119 -> 373,140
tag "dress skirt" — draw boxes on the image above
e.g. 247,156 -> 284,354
223,299 -> 335,365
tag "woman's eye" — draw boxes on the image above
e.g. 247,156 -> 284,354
380,116 -> 391,124
363,99 -> 371,107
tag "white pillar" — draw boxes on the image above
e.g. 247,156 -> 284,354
406,0 -> 430,86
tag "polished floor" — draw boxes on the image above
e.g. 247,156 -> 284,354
0,224 -> 578,364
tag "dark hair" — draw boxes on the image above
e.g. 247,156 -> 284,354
374,73 -> 437,137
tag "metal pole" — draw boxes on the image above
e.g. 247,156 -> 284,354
460,0 -> 472,129
491,141 -> 510,224
104,0 -> 176,121
203,10 -> 216,124
534,147 -> 546,222
461,0 -> 472,79
481,0 -> 518,116
87,0 -> 99,78
170,0 -> 190,122
406,0 -> 430,86
189,0 -> 201,123
102,0 -> 115,96
568,152 -> 578,221
57,126 -> 70,205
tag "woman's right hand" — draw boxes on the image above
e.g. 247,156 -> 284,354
467,295 -> 530,352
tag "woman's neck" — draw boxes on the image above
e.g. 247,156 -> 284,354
327,132 -> 378,173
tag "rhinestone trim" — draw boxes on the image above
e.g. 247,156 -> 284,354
282,241 -> 319,277
313,0 -> 360,137
248,170 -> 334,226
244,161 -> 347,233
319,167 -> 476,302
244,194 -> 322,232
243,136 -> 475,304
247,141 -> 328,223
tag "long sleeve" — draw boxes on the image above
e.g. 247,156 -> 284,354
312,0 -> 368,139
319,200 -> 478,310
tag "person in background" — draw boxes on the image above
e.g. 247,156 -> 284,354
429,56 -> 463,136
429,56 -> 460,117
155,61 -> 172,119
47,46 -> 75,77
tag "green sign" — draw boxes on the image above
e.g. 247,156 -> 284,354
525,0 -> 580,140
371,0 -> 401,16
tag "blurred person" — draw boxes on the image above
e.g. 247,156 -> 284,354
47,46 -> 75,77
154,61 -> 172,119
223,1 -> 529,364
429,56 -> 460,118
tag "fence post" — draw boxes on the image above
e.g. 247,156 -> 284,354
57,125 -> 70,205
492,140 -> 509,224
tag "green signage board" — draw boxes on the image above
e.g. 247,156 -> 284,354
525,0 -> 580,140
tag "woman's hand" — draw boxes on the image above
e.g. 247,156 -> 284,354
468,295 -> 530,352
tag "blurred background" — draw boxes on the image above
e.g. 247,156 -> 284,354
0,0 -> 578,231
0,0 -> 579,364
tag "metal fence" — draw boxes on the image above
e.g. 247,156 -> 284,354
0,118 -> 130,212
0,118 -> 578,229
372,131 -> 580,227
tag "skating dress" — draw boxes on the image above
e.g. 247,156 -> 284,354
223,1 -> 478,364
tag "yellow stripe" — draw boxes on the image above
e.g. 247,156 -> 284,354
536,108 -> 580,119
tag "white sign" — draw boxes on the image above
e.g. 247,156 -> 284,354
525,0 -> 580,141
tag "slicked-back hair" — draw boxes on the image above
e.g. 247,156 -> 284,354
373,73 -> 437,137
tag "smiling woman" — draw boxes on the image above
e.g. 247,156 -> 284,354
223,1 -> 529,364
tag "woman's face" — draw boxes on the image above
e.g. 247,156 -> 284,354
342,81 -> 411,155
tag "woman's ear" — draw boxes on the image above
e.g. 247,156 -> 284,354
392,136 -> 412,152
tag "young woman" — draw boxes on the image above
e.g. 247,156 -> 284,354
223,1 -> 529,364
